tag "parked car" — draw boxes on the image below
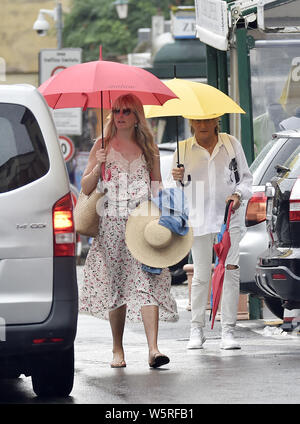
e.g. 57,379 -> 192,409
255,130 -> 300,310
159,142 -> 177,182
159,142 -> 189,284
0,84 -> 78,397
239,130 -> 300,318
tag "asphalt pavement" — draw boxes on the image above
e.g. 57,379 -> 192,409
72,266 -> 300,405
1,266 -> 300,408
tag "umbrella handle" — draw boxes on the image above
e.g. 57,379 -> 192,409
101,162 -> 111,182
177,163 -> 191,187
224,200 -> 234,226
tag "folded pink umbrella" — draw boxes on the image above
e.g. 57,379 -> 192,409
210,200 -> 234,329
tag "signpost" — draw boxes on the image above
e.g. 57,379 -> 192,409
39,48 -> 82,135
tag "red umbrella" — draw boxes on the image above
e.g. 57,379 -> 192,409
210,200 -> 234,329
38,47 -> 176,180
38,48 -> 176,111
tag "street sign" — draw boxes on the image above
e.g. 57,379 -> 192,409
39,48 -> 82,85
171,7 -> 196,39
39,48 -> 82,135
195,0 -> 229,51
59,135 -> 75,163
52,108 -> 82,136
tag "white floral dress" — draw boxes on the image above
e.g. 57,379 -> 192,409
79,147 -> 179,322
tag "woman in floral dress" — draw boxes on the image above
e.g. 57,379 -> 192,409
79,94 -> 178,369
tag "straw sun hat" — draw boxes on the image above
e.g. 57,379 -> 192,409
125,200 -> 193,268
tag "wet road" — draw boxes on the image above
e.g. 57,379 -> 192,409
1,266 -> 300,406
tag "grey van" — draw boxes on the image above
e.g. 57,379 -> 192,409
0,84 -> 78,397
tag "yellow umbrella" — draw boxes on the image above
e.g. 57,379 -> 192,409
144,78 -> 245,119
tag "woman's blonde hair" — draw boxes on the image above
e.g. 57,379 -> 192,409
103,94 -> 157,171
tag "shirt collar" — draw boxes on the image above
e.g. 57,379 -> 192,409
191,134 -> 223,152
190,135 -> 198,147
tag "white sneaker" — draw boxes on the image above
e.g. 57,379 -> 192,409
220,328 -> 241,350
187,327 -> 206,349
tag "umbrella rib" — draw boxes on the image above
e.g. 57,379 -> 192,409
108,90 -> 112,110
53,93 -> 62,109
154,93 -> 164,106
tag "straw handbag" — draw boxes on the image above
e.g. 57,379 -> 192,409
74,189 -> 104,237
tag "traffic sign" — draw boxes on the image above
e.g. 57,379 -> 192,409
39,48 -> 82,135
39,48 -> 82,84
59,135 -> 75,162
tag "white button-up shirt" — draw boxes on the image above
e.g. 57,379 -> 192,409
169,134 -> 253,237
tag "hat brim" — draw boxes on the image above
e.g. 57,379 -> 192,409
125,201 -> 193,268
183,113 -> 224,120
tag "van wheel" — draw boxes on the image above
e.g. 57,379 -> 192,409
31,345 -> 74,397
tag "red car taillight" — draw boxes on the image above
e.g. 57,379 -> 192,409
245,191 -> 267,227
272,273 -> 287,280
53,192 -> 75,256
289,178 -> 300,221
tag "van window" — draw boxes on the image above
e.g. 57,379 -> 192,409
0,104 -> 49,193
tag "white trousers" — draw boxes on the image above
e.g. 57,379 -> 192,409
191,227 -> 241,329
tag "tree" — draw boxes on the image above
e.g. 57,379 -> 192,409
63,0 -> 195,61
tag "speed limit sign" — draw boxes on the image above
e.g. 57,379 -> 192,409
59,135 -> 75,162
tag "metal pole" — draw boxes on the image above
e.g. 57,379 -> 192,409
229,48 -> 240,141
56,1 -> 63,49
217,50 -> 230,134
236,27 -> 254,165
206,45 -> 218,87
236,27 -> 260,319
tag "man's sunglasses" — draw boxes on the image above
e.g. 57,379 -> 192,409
112,108 -> 132,116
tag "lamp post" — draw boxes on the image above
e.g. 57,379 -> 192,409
113,0 -> 129,19
56,2 -> 63,49
33,1 -> 63,49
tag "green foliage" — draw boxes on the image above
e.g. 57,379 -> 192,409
63,0 -> 195,61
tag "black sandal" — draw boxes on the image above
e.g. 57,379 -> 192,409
149,353 -> 170,368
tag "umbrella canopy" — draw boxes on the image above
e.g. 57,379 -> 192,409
210,200 -> 234,329
38,49 -> 177,181
144,78 -> 245,120
38,58 -> 177,110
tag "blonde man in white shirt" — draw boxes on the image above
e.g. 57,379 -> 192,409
171,117 -> 252,350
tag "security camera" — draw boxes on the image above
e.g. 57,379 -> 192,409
33,12 -> 50,36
